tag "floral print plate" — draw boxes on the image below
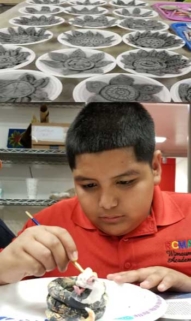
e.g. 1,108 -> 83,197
113,7 -> 158,18
123,31 -> 185,50
19,5 -> 64,15
62,5 -> 108,15
170,79 -> 191,102
116,49 -> 191,78
73,73 -> 171,102
117,18 -> 168,31
0,44 -> 35,70
69,15 -> 118,28
10,14 -> 65,28
36,48 -> 116,78
57,29 -> 122,49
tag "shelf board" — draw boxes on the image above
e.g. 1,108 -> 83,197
0,148 -> 68,165
0,102 -> 84,109
0,199 -> 57,206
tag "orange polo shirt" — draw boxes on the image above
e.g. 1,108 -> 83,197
18,186 -> 191,278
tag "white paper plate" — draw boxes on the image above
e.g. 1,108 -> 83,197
73,73 -> 171,102
19,5 -> 64,15
69,15 -> 118,28
0,44 -> 36,70
9,14 -> 65,28
0,70 -> 62,101
26,0 -> 66,5
68,0 -> 107,5
116,49 -> 191,79
170,78 -> 191,102
113,7 -> 158,18
36,48 -> 116,78
0,26 -> 53,46
62,5 -> 108,15
0,277 -> 167,321
117,17 -> 169,31
58,29 -> 122,49
122,30 -> 185,50
110,0 -> 148,7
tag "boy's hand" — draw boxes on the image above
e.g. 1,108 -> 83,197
0,226 -> 77,284
107,266 -> 191,292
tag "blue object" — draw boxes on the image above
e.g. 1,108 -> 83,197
31,217 -> 40,226
171,22 -> 191,51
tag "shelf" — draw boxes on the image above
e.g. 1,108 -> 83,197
0,148 -> 68,165
0,102 -> 84,109
0,199 -> 57,206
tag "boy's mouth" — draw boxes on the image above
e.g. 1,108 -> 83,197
99,216 -> 124,223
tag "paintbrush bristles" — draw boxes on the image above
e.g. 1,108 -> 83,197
73,261 -> 84,273
25,211 -> 33,219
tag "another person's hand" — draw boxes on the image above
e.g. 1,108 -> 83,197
107,266 -> 191,292
0,226 -> 77,284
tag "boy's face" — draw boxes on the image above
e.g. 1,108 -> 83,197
73,148 -> 161,236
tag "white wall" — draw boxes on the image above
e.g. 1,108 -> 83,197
175,158 -> 188,193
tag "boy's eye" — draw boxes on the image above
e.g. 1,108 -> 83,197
82,183 -> 97,189
117,180 -> 135,185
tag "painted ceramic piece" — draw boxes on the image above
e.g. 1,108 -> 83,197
113,7 -> 157,18
111,0 -> 147,7
118,18 -> 168,31
19,5 -> 63,15
73,73 -> 171,102
0,27 -> 53,45
10,15 -> 65,28
0,70 -> 62,102
116,49 -> 191,78
123,31 -> 185,50
36,48 -> 116,77
69,15 -> 117,28
58,29 -> 121,49
69,0 -> 106,6
26,0 -> 65,4
62,6 -> 108,15
0,44 -> 35,70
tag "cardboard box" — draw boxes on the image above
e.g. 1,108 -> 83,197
31,123 -> 69,149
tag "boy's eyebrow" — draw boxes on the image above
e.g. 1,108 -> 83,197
74,170 -> 140,181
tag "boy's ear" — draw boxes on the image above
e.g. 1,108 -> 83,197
152,150 -> 162,185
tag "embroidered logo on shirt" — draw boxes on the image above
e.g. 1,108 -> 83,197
165,240 -> 191,263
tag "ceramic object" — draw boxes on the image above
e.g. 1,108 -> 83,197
0,44 -> 35,70
73,73 -> 171,102
19,5 -> 64,15
116,49 -> 191,78
170,78 -> 191,102
26,0 -> 65,5
118,18 -> 168,31
0,70 -> 62,102
123,30 -> 185,50
0,27 -> 53,45
10,15 -> 65,28
36,48 -> 116,77
58,29 -> 122,49
69,15 -> 118,28
62,5 -> 108,15
113,7 -> 158,18
110,0 -> 147,7
68,0 -> 106,5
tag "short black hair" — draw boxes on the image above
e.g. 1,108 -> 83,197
66,102 -> 155,170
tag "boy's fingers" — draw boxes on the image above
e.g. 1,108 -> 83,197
44,226 -> 78,261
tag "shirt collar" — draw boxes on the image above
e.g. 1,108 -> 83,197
72,186 -> 185,237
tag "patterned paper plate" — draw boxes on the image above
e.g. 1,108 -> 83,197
9,14 -> 65,28
19,5 -> 64,15
57,29 -> 122,49
170,78 -> 191,102
36,48 -> 116,78
110,0 -> 148,8
113,7 -> 158,18
116,49 -> 191,78
117,17 -> 169,32
62,5 -> 108,15
73,73 -> 171,102
0,44 -> 36,70
0,278 -> 167,321
68,0 -> 107,6
69,15 -> 118,28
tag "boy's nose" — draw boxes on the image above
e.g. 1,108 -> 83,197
99,192 -> 118,210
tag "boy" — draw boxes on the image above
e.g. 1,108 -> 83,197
0,102 -> 191,292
